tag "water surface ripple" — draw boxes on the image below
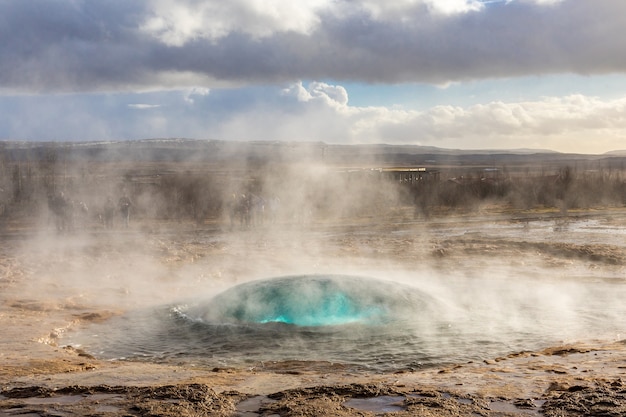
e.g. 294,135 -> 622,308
66,274 -> 626,372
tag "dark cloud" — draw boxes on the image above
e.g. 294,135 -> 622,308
1,0 -> 625,93
315,0 -> 626,82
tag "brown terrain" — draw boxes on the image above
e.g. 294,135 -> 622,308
1,140 -> 626,416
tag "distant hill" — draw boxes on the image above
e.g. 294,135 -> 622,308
0,138 -> 624,170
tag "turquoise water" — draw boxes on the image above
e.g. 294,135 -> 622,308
193,275 -> 407,326
65,274 -> 626,372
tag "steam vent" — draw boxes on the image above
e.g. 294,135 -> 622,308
188,274 -> 436,326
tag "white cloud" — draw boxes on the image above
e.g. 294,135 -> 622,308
1,84 -> 625,153
374,94 -> 626,152
184,87 -> 211,104
340,0 -> 484,20
424,0 -> 484,14
140,0 -> 329,46
282,81 -> 349,107
128,104 -> 161,109
518,0 -> 564,5
217,85 -> 626,153
139,0 -> 489,47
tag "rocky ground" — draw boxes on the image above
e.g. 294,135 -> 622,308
1,209 -> 626,416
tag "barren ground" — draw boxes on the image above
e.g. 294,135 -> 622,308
1,208 -> 626,416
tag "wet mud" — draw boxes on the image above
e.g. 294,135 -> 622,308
2,371 -> 626,416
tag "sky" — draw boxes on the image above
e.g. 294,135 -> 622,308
1,0 -> 626,154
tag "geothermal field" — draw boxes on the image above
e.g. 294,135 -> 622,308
1,140 -> 626,416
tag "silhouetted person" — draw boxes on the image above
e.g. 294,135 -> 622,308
48,191 -> 70,232
118,194 -> 131,228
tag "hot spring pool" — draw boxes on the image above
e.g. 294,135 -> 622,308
64,274 -> 626,372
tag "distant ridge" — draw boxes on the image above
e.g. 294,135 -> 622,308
0,138 -> 623,169
358,143 -> 560,155
0,137 -> 578,156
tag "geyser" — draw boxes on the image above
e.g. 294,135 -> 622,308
66,274 -> 450,371
185,274 -> 432,327
65,273 -> 625,372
